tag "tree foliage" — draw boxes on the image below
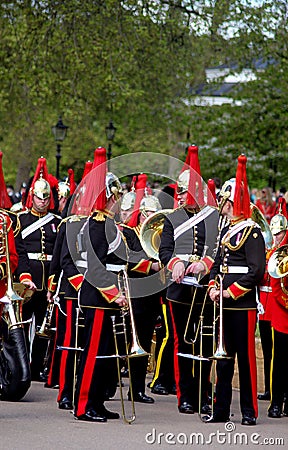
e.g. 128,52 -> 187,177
0,1 -> 287,192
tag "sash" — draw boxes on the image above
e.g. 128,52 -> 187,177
221,219 -> 258,242
108,227 -> 122,255
174,206 -> 215,241
21,213 -> 55,240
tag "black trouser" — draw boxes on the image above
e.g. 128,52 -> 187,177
74,308 -> 118,417
258,319 -> 272,393
22,290 -> 50,380
150,302 -> 175,391
214,309 -> 258,418
129,295 -> 161,394
270,328 -> 288,409
169,299 -> 213,408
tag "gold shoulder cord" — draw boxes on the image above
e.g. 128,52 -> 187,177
222,225 -> 254,251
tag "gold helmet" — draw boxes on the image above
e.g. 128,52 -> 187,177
33,177 -> 51,200
58,181 -> 71,199
270,214 -> 288,236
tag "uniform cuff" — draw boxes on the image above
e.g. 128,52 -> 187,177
167,257 -> 182,272
19,273 -> 32,283
201,256 -> 214,274
227,282 -> 251,300
207,279 -> 216,293
47,275 -> 57,292
131,259 -> 152,275
98,285 -> 120,303
68,274 -> 84,291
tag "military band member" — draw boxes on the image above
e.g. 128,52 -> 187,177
19,157 -> 61,381
73,147 -> 127,422
267,203 -> 288,418
207,155 -> 266,426
159,145 -> 219,415
121,176 -> 162,404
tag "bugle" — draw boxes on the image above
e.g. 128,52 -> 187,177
36,302 -> 56,339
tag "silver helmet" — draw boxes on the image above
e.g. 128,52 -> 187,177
106,172 -> 122,200
270,214 -> 288,236
121,190 -> 136,211
140,195 -> 161,214
58,181 -> 71,199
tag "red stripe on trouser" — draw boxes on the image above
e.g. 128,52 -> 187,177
57,300 -> 72,402
77,309 -> 104,416
248,310 -> 258,418
47,307 -> 58,386
169,302 -> 181,406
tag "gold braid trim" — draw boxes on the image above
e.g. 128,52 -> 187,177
222,225 -> 254,251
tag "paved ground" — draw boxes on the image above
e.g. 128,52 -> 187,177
0,377 -> 287,450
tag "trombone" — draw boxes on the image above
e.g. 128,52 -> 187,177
97,269 -> 147,424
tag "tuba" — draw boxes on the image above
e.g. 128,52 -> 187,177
250,203 -> 273,249
139,209 -> 173,260
0,213 -> 32,401
268,244 -> 288,279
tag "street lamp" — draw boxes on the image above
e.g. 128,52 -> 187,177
51,116 -> 68,180
105,120 -> 117,168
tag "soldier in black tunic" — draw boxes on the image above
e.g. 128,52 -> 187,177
207,155 -> 266,426
159,146 -> 219,415
19,157 -> 61,381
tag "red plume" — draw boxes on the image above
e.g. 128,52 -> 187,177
233,154 -> 251,218
70,148 -> 107,215
68,168 -> 76,195
128,173 -> 148,227
82,161 -> 93,180
186,145 -> 204,207
0,152 -> 12,209
207,178 -> 217,207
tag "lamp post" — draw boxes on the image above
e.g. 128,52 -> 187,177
105,120 -> 117,169
51,116 -> 68,180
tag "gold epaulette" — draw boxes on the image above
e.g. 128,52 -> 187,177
92,210 -> 108,222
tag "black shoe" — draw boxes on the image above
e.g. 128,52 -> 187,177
202,413 -> 229,423
168,384 -> 177,395
76,409 -> 107,423
257,391 -> 270,401
268,405 -> 282,418
128,392 -> 155,404
58,397 -> 73,410
151,384 -> 169,395
178,402 -> 194,414
241,415 -> 256,426
98,406 -> 120,420
200,403 -> 212,415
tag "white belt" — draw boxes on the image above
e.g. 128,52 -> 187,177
220,265 -> 248,274
75,260 -> 88,269
260,286 -> 272,293
28,252 -> 53,261
106,264 -> 126,272
175,254 -> 200,262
